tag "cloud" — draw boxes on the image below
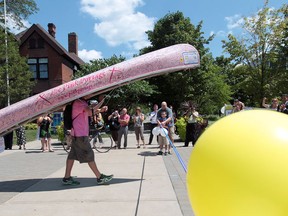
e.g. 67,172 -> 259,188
81,0 -> 144,19
225,14 -> 244,30
80,0 -> 155,50
78,49 -> 103,62
78,40 -> 84,48
121,50 -> 137,59
2,15 -> 31,34
216,30 -> 230,37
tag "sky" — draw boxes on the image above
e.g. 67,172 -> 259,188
8,0 -> 287,62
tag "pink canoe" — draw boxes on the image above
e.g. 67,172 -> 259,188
0,44 -> 200,135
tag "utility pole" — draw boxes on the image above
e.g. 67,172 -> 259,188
4,0 -> 10,106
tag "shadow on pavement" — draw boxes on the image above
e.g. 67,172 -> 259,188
137,151 -> 158,157
25,150 -> 43,154
0,177 -> 141,193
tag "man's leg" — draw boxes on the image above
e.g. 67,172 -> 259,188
117,128 -> 123,148
88,161 -> 113,184
148,123 -> 154,144
184,124 -> 190,147
112,130 -> 118,147
88,161 -> 101,178
157,136 -> 163,155
63,158 -> 80,185
123,126 -> 128,148
64,159 -> 75,178
191,123 -> 197,146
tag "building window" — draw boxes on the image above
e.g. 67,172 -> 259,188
29,38 -> 45,49
38,38 -> 45,48
28,58 -> 49,79
29,38 -> 36,49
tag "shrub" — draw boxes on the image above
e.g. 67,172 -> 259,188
56,122 -> 65,142
205,115 -> 221,122
175,117 -> 187,141
25,123 -> 38,130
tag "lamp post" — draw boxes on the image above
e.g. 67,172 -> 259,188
4,0 -> 10,106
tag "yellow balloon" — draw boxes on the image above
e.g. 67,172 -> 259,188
187,110 -> 288,216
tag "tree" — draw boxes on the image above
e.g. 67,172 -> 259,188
75,55 -> 157,111
222,1 -> 288,105
0,0 -> 38,29
274,4 -> 288,94
0,0 -> 38,107
0,30 -> 34,107
140,11 -> 231,114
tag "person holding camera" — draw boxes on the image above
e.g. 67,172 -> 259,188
232,99 -> 245,113
62,96 -> 113,185
108,110 -> 120,148
277,94 -> 288,112
184,106 -> 199,147
37,114 -> 53,152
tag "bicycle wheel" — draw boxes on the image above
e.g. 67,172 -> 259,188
91,132 -> 113,153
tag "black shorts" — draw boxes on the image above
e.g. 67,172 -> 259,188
68,136 -> 94,163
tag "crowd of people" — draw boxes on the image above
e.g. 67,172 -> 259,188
3,93 -> 288,186
95,101 -> 176,153
263,94 -> 288,113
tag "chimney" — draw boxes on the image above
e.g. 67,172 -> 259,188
68,32 -> 78,55
48,23 -> 56,38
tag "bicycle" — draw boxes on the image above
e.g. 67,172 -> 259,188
62,99 -> 114,153
89,125 -> 114,153
62,126 -> 114,153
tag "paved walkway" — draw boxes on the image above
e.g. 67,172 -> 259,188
0,134 -> 195,216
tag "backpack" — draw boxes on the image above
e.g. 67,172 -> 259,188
63,102 -> 74,130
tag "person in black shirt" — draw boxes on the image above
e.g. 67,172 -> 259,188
108,110 -> 120,148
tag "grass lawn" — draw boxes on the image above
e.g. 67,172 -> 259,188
13,129 -> 59,144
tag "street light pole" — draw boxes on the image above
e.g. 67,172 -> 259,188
4,0 -> 10,106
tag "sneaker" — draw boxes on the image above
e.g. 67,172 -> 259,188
157,151 -> 163,155
97,174 -> 114,185
164,152 -> 167,156
137,146 -> 140,148
62,177 -> 80,186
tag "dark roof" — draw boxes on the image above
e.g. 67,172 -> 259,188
16,24 -> 85,66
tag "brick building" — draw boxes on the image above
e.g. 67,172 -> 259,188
16,23 -> 84,94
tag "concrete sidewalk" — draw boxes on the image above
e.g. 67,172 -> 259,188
0,134 -> 194,216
